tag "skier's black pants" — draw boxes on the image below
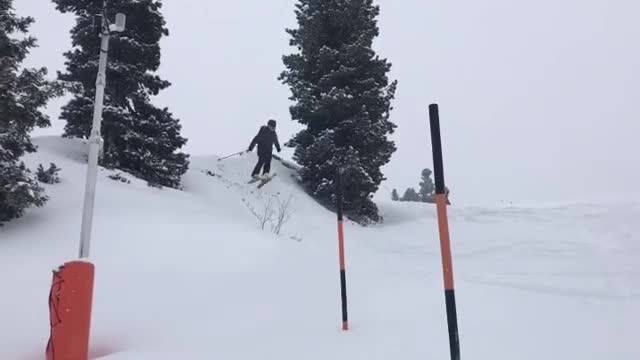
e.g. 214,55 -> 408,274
252,153 -> 272,176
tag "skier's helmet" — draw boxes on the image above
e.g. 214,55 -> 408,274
267,119 -> 277,129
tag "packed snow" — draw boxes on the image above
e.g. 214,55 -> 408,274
1,136 -> 638,359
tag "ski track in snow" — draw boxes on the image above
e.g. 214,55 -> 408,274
1,136 -> 638,360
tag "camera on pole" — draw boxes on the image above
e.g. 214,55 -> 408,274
93,12 -> 126,37
112,13 -> 126,33
93,14 -> 102,37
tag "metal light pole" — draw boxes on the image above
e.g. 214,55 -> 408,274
45,4 -> 126,359
79,3 -> 126,258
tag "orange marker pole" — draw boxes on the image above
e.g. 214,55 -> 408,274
429,104 -> 461,360
336,170 -> 349,330
46,261 -> 95,360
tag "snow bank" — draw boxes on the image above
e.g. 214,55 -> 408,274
1,136 -> 638,360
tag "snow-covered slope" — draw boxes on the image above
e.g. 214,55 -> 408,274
1,137 -> 638,360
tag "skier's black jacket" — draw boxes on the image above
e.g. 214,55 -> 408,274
249,126 -> 281,156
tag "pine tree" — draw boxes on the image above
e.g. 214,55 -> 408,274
401,188 -> 420,202
391,188 -> 399,201
280,0 -> 398,224
418,168 -> 435,203
0,0 -> 64,225
52,0 -> 189,188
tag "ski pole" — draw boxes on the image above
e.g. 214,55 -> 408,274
218,151 -> 246,162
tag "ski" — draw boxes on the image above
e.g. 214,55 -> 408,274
257,173 -> 277,189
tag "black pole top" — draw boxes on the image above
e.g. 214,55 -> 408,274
429,104 -> 446,195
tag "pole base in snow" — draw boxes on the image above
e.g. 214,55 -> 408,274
46,260 -> 95,360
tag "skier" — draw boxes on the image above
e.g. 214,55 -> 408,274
248,119 -> 281,179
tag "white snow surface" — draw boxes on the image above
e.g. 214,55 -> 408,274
1,136 -> 638,359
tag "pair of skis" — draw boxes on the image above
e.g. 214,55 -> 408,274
248,173 -> 277,189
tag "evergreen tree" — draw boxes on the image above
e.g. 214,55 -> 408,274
418,168 -> 435,202
280,0 -> 398,224
0,0 -> 63,225
52,0 -> 189,188
391,188 -> 399,201
400,187 -> 420,202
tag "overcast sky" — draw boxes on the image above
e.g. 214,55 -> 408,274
17,0 -> 640,206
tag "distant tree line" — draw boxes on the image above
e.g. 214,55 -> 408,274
392,168 -> 450,204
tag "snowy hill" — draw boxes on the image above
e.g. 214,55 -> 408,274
1,137 -> 639,360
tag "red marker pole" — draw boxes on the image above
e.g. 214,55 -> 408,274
429,104 -> 461,360
336,170 -> 349,331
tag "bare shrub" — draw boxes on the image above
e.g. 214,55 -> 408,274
243,198 -> 275,230
272,194 -> 295,235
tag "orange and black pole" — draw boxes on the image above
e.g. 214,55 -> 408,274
336,170 -> 349,331
429,103 -> 460,360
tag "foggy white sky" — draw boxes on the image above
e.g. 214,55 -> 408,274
17,0 -> 640,206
